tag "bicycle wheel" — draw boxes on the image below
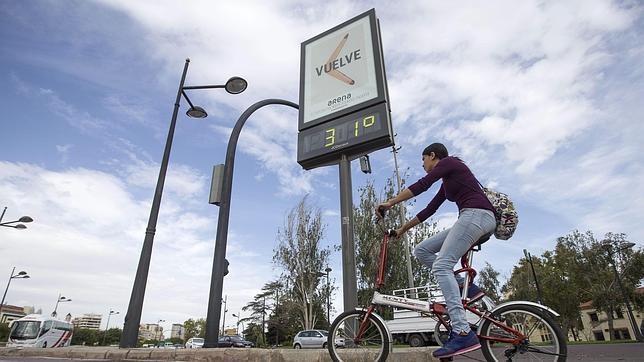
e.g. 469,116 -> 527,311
328,309 -> 390,362
479,303 -> 567,362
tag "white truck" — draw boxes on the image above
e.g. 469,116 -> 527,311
385,285 -> 490,347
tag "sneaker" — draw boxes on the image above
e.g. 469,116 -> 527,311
432,330 -> 481,358
460,283 -> 485,302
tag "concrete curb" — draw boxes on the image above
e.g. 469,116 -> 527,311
0,346 -> 441,361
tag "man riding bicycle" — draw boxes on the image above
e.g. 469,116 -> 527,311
376,142 -> 496,359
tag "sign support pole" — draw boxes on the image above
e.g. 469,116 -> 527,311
339,154 -> 358,312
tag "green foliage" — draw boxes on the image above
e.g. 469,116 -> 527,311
478,262 -> 502,303
71,328 -> 101,346
183,318 -> 205,340
503,230 -> 644,341
0,322 -> 9,342
242,322 -> 264,347
101,328 -> 122,346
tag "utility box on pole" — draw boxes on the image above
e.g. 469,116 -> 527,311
209,164 -> 225,206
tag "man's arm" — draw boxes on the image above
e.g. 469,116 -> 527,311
395,217 -> 420,237
376,188 -> 414,217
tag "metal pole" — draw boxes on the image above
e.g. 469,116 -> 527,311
0,207 -> 6,223
203,99 -> 298,348
103,312 -> 112,346
221,295 -> 227,335
392,145 -> 415,290
275,288 -> 279,346
120,59 -> 191,348
326,269 -> 330,325
53,293 -> 61,316
0,267 -> 16,317
523,250 -> 543,304
610,254 -> 644,342
339,155 -> 358,313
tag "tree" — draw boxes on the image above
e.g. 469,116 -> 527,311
102,328 -> 122,346
242,281 -> 282,346
503,230 -> 644,341
273,196 -> 331,330
183,318 -> 205,340
71,328 -> 101,346
242,322 -> 264,347
0,323 -> 10,342
478,262 -> 502,303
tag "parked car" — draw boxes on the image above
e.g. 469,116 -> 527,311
294,329 -> 338,349
217,335 -> 254,348
185,337 -> 204,349
156,342 -> 175,348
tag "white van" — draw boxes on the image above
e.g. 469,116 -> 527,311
7,314 -> 73,348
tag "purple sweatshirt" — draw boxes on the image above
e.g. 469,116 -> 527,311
408,156 -> 494,222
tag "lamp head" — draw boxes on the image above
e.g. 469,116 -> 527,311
19,216 -> 33,223
15,224 -> 27,229
186,106 -> 208,118
225,77 -> 248,94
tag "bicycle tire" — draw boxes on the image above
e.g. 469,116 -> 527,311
328,309 -> 390,362
479,303 -> 567,362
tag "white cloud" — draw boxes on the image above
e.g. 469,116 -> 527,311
0,161 -> 275,329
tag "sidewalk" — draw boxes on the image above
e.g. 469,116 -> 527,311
0,346 -> 442,361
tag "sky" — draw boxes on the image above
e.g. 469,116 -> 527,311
1,0 -> 642,337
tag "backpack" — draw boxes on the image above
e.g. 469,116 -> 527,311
480,187 -> 518,240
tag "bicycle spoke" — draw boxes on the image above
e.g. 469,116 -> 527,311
525,346 -> 566,357
329,310 -> 389,362
478,305 -> 566,362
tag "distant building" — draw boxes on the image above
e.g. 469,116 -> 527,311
0,304 -> 27,324
72,313 -> 102,330
139,323 -> 163,341
578,287 -> 643,341
170,324 -> 185,340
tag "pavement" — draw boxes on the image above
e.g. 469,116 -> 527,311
2,343 -> 643,361
0,346 -> 443,361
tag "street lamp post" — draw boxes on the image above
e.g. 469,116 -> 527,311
102,310 -> 119,345
120,58 -> 247,348
52,294 -> 71,317
0,207 -> 34,230
0,267 -> 30,319
221,295 -> 228,335
232,313 -> 241,335
274,287 -> 280,347
523,249 -> 543,304
203,99 -> 298,348
603,241 -> 643,342
155,319 -> 165,342
325,267 -> 332,326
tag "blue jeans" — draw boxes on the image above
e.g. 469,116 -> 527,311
414,208 -> 496,333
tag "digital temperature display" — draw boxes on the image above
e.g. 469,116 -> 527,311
297,102 -> 393,170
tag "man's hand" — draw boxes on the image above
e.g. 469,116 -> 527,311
375,201 -> 394,219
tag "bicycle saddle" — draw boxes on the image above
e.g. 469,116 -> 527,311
473,233 -> 492,248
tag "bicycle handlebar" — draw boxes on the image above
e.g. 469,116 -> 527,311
376,206 -> 398,238
376,206 -> 387,218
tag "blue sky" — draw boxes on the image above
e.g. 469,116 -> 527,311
1,0 -> 642,336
